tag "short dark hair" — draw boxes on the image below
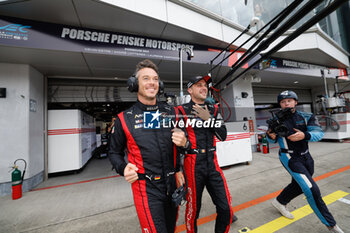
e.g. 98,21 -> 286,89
135,59 -> 158,78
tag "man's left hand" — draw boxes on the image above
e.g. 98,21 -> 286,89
172,128 -> 187,147
287,128 -> 305,142
192,104 -> 211,121
267,129 -> 276,140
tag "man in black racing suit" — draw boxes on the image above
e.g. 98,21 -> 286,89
109,59 -> 187,233
176,76 -> 234,233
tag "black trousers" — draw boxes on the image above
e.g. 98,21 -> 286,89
132,179 -> 178,233
184,152 -> 233,233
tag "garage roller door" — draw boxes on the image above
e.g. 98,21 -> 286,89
253,87 -> 312,104
48,85 -> 181,103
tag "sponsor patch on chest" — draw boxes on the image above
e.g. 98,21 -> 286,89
134,124 -> 143,129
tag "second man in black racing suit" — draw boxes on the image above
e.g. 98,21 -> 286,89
176,76 -> 234,233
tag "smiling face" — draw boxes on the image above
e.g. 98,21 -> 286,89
137,67 -> 159,103
188,79 -> 208,104
280,98 -> 297,110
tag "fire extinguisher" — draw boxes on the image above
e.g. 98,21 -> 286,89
10,159 -> 27,200
256,143 -> 261,152
257,134 -> 262,152
262,135 -> 269,154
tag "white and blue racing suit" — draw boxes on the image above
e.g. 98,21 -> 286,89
268,110 -> 336,227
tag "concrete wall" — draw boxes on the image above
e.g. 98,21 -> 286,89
103,0 -> 349,67
0,63 -> 44,196
28,67 -> 44,179
221,76 -> 258,148
221,76 -> 256,122
101,0 -> 256,50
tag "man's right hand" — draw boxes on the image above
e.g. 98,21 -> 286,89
175,171 -> 185,188
124,163 -> 139,184
267,129 -> 276,140
171,128 -> 187,147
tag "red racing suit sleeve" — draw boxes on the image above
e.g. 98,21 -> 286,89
209,105 -> 227,141
108,116 -> 128,176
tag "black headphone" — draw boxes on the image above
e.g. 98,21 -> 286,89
127,73 -> 164,94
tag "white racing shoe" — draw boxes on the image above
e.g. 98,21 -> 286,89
271,198 -> 295,219
328,225 -> 344,233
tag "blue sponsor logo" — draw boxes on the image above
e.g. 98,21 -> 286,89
261,59 -> 277,69
0,24 -> 31,33
270,59 -> 277,68
0,23 -> 31,40
144,110 -> 161,129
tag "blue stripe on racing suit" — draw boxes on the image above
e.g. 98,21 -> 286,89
298,111 -> 324,142
277,137 -> 330,226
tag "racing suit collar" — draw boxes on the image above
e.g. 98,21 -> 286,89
189,99 -> 205,106
136,99 -> 159,111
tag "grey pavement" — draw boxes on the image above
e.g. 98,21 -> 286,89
0,141 -> 349,233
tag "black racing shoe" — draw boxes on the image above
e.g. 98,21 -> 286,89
231,215 -> 238,224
